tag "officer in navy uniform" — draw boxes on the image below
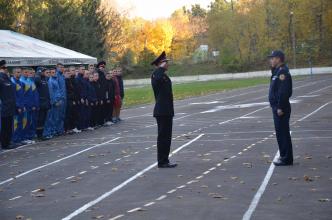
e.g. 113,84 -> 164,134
0,60 -> 16,149
151,51 -> 177,168
268,50 -> 293,166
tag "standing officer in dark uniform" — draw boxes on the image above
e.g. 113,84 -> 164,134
151,51 -> 177,168
268,50 -> 293,166
0,60 -> 16,149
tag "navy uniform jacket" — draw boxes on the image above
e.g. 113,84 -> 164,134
92,81 -> 105,104
35,75 -> 51,110
269,64 -> 293,112
87,80 -> 97,105
151,67 -> 174,117
76,73 -> 88,102
0,72 -> 16,117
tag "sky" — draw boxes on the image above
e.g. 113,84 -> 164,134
112,0 -> 213,20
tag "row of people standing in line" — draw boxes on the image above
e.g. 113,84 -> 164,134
0,60 -> 124,150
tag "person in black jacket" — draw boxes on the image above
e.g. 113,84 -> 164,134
151,52 -> 177,168
76,66 -> 89,130
65,67 -> 81,133
35,68 -> 51,140
91,72 -> 105,126
105,72 -> 115,125
115,67 -> 124,121
0,60 -> 16,149
87,73 -> 97,128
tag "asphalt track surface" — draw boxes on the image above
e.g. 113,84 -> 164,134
1,75 -> 331,220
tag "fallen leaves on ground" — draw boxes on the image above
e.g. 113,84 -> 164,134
209,193 -> 228,200
16,215 -> 24,219
304,175 -> 314,182
318,198 -> 330,202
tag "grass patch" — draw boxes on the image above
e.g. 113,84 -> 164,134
123,77 -> 270,108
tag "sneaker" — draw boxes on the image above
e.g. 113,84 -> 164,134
105,121 -> 113,126
72,128 -> 82,133
87,127 -> 94,131
21,140 -> 34,145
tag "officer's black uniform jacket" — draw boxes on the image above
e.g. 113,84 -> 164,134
151,67 -> 174,117
269,64 -> 293,112
0,72 -> 16,117
35,75 -> 51,110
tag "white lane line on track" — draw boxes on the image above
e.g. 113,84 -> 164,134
156,195 -> 167,201
298,101 -> 331,122
65,176 -> 75,180
243,101 -> 332,220
127,207 -> 141,213
242,151 -> 280,220
9,196 -> 22,201
51,181 -> 60,186
167,189 -> 177,194
144,202 -> 155,207
62,134 -> 204,220
109,214 -> 124,220
0,137 -> 120,186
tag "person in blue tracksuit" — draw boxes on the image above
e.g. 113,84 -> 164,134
28,68 -> 40,140
56,63 -> 66,135
0,60 -> 16,149
43,68 -> 62,138
76,66 -> 89,130
11,67 -> 25,144
268,50 -> 293,166
20,68 -> 35,143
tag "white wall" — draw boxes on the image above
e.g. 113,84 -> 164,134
124,67 -> 332,87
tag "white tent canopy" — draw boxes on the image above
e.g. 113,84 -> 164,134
0,30 -> 97,66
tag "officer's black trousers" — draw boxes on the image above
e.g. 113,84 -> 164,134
36,109 -> 48,138
1,116 -> 13,148
156,116 -> 173,165
272,109 -> 293,163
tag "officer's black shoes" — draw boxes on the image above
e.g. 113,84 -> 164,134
273,159 -> 293,166
158,163 -> 178,168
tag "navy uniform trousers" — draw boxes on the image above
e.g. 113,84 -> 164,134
272,109 -> 293,163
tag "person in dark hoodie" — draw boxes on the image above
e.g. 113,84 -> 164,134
91,72 -> 105,127
65,67 -> 81,134
115,67 -> 124,121
104,71 -> 115,125
87,73 -> 97,129
76,66 -> 89,130
0,60 -> 16,149
35,68 -> 51,140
